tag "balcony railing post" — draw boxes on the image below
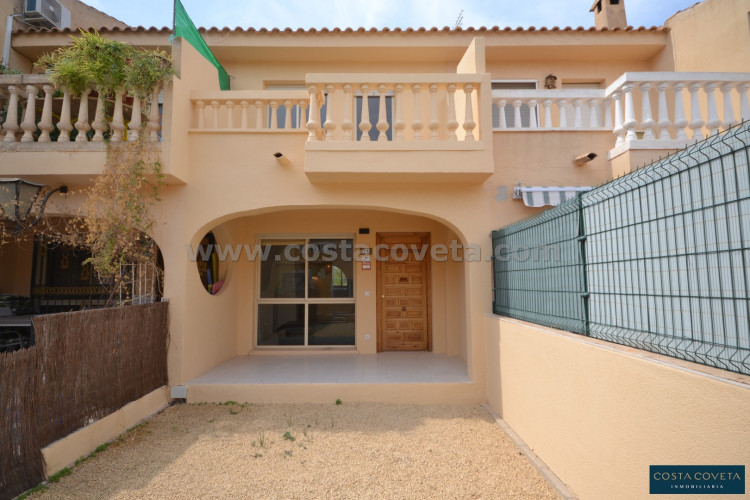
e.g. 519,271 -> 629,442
129,97 -> 143,141
512,100 -> 522,129
639,82 -> 655,140
376,84 -> 389,141
91,88 -> 107,142
2,85 -> 19,142
542,99 -> 551,128
462,83 -> 476,141
739,82 -> 750,121
240,100 -> 249,129
498,99 -> 508,129
428,83 -> 440,140
528,99 -> 538,129
446,84 -> 458,140
573,99 -> 583,129
57,87 -> 73,142
393,84 -> 405,141
342,84 -> 353,140
720,83 -> 736,128
147,86 -> 161,142
269,100 -> 278,129
411,84 -> 423,141
688,82 -> 705,141
324,84 -> 336,140
603,97 -> 613,129
621,83 -> 637,142
20,84 -> 38,143
284,100 -> 293,130
226,100 -> 235,129
254,100 -> 264,129
298,99 -> 308,132
589,98 -> 602,128
306,85 -> 320,141
37,84 -> 55,143
656,82 -> 670,140
74,87 -> 92,142
358,84 -> 371,142
673,82 -> 688,141
611,91 -> 624,146
704,82 -> 720,135
210,100 -> 220,129
110,89 -> 125,142
558,99 -> 568,128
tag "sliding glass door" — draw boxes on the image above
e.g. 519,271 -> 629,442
257,238 -> 355,347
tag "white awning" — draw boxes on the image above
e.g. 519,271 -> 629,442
513,184 -> 593,208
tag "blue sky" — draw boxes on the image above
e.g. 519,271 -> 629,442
81,0 -> 702,30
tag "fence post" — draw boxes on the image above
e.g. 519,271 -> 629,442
577,193 -> 591,336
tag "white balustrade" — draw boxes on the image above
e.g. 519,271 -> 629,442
603,73 -> 750,146
298,75 -> 484,143
489,72 -> 750,150
190,90 -> 309,133
492,90 -> 606,130
0,74 -> 162,144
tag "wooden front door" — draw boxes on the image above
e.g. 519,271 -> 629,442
376,232 -> 431,351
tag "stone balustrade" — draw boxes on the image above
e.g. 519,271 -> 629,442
0,74 -> 162,144
190,90 -> 309,131
304,74 -> 484,143
606,72 -> 750,149
492,89 -> 610,130
492,72 -> 750,151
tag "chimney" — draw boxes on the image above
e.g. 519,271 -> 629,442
590,0 -> 628,29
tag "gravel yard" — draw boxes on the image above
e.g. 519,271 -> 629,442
31,402 -> 560,499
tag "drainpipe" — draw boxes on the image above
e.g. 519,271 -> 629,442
2,15 -> 15,67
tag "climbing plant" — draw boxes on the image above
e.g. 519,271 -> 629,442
30,31 -> 173,304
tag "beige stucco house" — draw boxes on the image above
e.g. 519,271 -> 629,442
2,1 -> 750,496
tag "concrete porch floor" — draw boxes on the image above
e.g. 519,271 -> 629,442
185,352 -> 483,405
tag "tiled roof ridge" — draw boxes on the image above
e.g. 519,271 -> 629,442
15,24 -> 669,34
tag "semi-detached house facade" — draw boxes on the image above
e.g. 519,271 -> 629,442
1,0 -> 750,404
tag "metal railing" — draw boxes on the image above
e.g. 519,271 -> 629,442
493,121 -> 750,375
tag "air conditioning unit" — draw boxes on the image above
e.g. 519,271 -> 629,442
23,0 -> 71,30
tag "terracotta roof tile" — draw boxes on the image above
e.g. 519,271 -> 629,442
13,25 -> 668,35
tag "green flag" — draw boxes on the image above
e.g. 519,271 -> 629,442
172,0 -> 230,90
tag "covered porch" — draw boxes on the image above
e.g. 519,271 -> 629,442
184,351 -> 481,405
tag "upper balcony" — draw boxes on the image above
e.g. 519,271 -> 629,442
302,73 -> 494,183
491,71 -> 750,174
0,74 -> 166,185
187,73 -> 494,183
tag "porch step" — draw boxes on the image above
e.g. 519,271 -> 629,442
184,353 -> 482,404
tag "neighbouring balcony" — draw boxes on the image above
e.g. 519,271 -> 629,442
0,74 -> 164,183
492,72 -> 750,159
0,74 -> 163,146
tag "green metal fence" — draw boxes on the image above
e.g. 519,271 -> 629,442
493,121 -> 750,375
